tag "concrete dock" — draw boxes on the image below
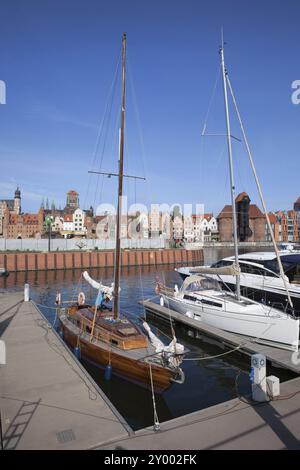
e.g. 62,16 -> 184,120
141,299 -> 300,374
0,291 -> 131,449
96,376 -> 300,450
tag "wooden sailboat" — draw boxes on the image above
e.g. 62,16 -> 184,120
57,33 -> 185,392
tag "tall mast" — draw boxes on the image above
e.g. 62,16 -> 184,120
220,41 -> 241,301
113,33 -> 126,319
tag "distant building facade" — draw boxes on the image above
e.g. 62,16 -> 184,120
0,187 -> 21,236
267,210 -> 299,243
3,208 -> 44,239
65,190 -> 79,212
293,197 -> 300,240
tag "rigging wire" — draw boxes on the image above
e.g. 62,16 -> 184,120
127,56 -> 147,181
92,62 -> 121,212
198,64 -> 223,218
201,63 -> 221,136
148,364 -> 161,432
83,49 -> 122,212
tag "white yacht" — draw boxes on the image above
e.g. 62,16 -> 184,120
176,249 -> 300,315
157,275 -> 299,351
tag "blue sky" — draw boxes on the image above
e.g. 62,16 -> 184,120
0,0 -> 299,215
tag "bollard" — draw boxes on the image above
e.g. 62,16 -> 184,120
24,283 -> 30,302
0,340 -> 6,365
251,353 -> 267,402
160,296 -> 164,307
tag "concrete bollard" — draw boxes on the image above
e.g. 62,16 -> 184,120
24,283 -> 30,302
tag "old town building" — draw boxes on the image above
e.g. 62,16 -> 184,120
65,190 -> 79,212
0,187 -> 21,236
3,207 -> 44,239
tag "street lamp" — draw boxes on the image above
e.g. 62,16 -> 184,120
45,215 -> 53,252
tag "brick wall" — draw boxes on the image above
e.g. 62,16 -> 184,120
0,248 -> 203,272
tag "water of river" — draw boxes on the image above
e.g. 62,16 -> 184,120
0,247 -> 296,430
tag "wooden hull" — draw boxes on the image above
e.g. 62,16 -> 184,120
60,320 -> 175,393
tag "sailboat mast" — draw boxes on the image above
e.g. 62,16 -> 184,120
113,32 -> 126,320
220,43 -> 241,301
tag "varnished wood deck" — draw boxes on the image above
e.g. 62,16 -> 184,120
140,299 -> 300,375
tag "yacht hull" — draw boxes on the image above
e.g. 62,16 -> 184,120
162,295 -> 299,351
59,315 -> 176,393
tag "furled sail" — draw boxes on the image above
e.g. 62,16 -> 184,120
83,271 -> 115,300
189,264 -> 240,276
143,322 -> 185,368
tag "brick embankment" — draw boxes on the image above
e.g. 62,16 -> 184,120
0,248 -> 203,272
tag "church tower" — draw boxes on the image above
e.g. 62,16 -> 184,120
14,187 -> 21,214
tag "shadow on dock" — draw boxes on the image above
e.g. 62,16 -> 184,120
3,399 -> 41,450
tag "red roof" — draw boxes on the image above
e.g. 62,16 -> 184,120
64,214 -> 73,222
235,192 -> 250,202
8,213 -> 39,224
268,213 -> 277,224
192,213 -> 213,222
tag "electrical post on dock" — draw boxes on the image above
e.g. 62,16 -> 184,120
251,354 -> 267,402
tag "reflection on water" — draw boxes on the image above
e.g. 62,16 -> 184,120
0,246 -> 295,430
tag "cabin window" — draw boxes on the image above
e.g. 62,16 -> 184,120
262,269 -> 277,277
111,339 -> 119,346
211,260 -> 232,268
240,264 -> 265,276
183,294 -> 196,301
200,299 -> 222,308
